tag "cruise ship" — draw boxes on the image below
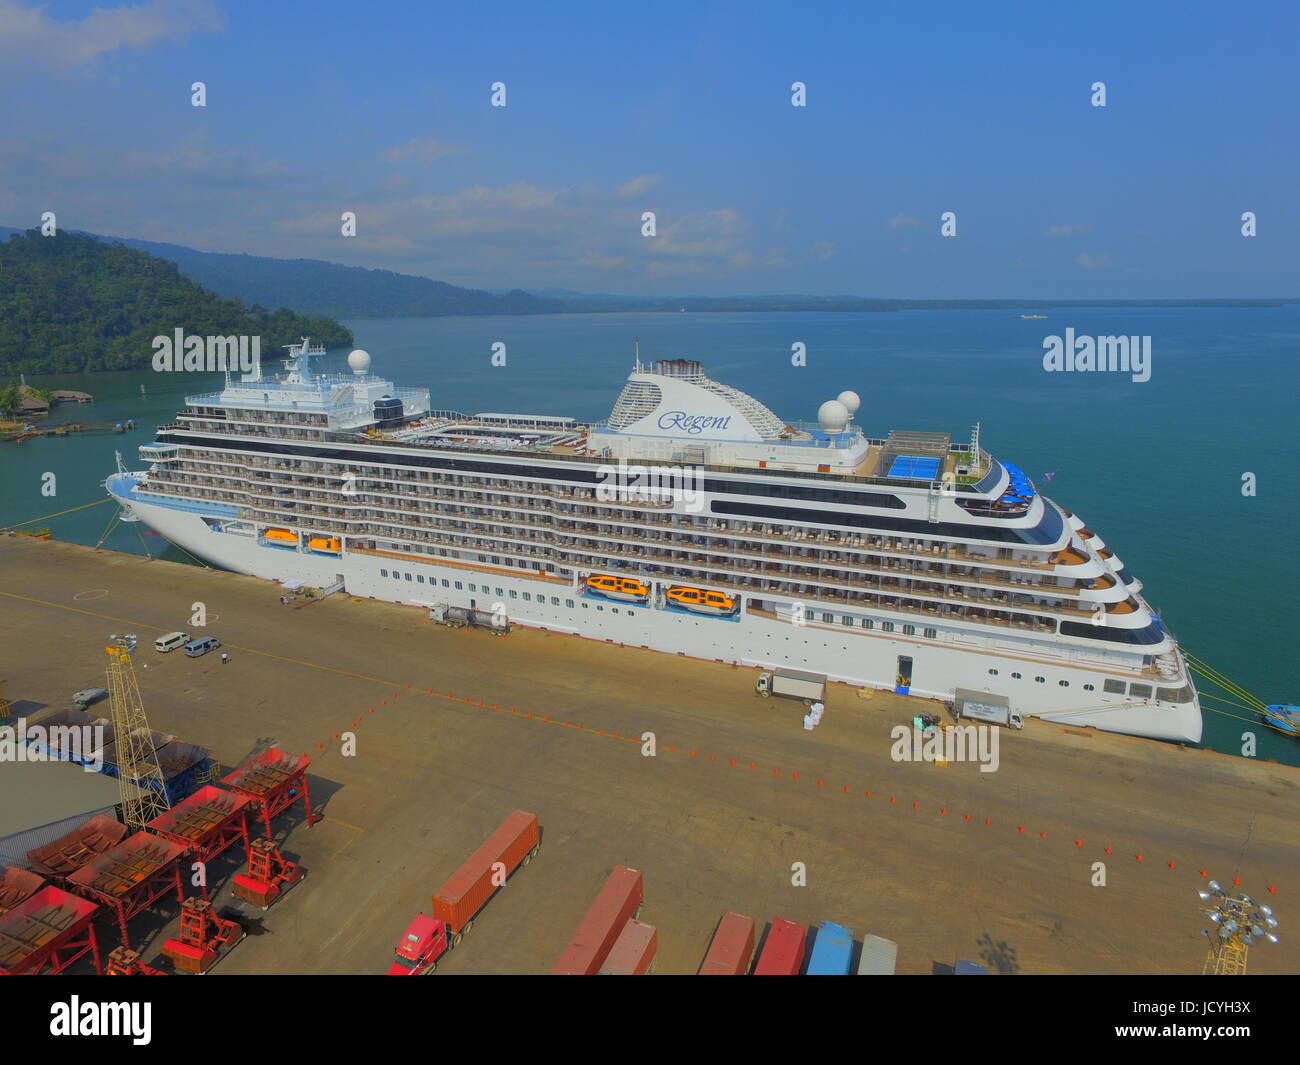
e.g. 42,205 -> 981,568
106,339 -> 1202,743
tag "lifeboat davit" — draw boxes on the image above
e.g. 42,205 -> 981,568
585,574 -> 650,603
666,586 -> 737,615
308,536 -> 341,555
263,528 -> 299,545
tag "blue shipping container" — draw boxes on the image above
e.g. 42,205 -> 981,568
806,920 -> 855,975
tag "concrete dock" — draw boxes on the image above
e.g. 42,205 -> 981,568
1,535 -> 1296,975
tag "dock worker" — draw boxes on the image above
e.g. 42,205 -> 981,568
221,652 -> 230,664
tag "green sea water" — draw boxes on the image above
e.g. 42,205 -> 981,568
3,307 -> 1296,764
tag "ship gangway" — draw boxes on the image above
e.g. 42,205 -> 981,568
0,885 -> 103,975
65,832 -> 187,949
147,785 -> 253,898
220,749 -> 319,841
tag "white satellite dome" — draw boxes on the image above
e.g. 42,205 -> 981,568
837,390 -> 861,415
347,349 -> 372,375
818,399 -> 850,434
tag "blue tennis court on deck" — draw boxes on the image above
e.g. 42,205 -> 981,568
887,455 -> 941,479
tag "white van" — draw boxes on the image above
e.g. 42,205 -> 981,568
184,636 -> 221,658
155,631 -> 191,653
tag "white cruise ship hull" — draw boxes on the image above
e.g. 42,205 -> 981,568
109,473 -> 1203,745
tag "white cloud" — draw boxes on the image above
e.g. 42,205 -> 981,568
0,0 -> 223,68
616,174 -> 662,199
1077,252 -> 1110,270
1047,222 -> 1092,238
887,213 -> 925,231
379,136 -> 465,164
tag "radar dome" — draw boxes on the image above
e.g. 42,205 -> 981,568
818,399 -> 849,434
347,349 -> 372,375
837,390 -> 861,415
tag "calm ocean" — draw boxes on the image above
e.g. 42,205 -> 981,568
4,307 -> 1296,763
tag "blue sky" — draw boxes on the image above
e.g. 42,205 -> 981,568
1,0 -> 1296,297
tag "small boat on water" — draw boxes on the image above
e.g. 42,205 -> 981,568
666,585 -> 737,615
1262,705 -> 1300,736
585,574 -> 650,602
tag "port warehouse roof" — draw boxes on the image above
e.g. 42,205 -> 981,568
0,760 -> 140,870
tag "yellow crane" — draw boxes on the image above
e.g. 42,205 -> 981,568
104,634 -> 172,830
1199,881 -> 1279,974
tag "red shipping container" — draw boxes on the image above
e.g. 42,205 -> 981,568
552,865 -> 643,975
432,810 -> 539,934
698,910 -> 756,975
753,916 -> 806,975
599,919 -> 657,975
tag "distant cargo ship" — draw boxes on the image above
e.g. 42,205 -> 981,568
107,339 -> 1201,743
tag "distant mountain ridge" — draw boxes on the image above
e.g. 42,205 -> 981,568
1,226 -> 1292,318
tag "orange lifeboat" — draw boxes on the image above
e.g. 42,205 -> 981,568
666,586 -> 737,615
585,574 -> 650,602
263,528 -> 299,545
308,536 -> 341,555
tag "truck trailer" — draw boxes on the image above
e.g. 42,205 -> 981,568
553,865 -> 644,975
753,917 -> 807,975
698,910 -> 757,975
755,668 -> 826,705
598,919 -> 657,975
806,920 -> 854,975
856,934 -> 898,975
428,603 -> 510,635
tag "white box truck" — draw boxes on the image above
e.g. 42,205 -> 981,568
755,668 -> 826,705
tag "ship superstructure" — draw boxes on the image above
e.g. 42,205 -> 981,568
107,340 -> 1202,743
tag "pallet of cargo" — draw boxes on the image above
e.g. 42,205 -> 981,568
221,748 -> 318,839
25,813 -> 129,880
66,832 -> 187,949
0,886 -> 103,975
553,865 -> 644,975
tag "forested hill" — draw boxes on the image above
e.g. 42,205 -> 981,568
0,230 -> 353,375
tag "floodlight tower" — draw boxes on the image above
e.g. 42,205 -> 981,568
1199,880 -> 1279,975
104,633 -> 172,830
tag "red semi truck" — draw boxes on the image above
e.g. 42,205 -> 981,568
698,910 -> 757,975
388,810 -> 540,975
753,916 -> 807,975
552,865 -> 644,975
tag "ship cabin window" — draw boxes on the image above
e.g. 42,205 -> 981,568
861,619 -> 874,630
988,669 -> 999,676
1034,676 -> 1044,683
924,628 -> 937,639
509,590 -> 518,599
582,602 -> 588,608
393,572 -> 400,580
842,616 -> 852,626
551,596 -> 560,606
881,622 -> 895,633
441,580 -> 450,587
1129,683 -> 1153,699
1103,679 -> 1126,694
1058,680 -> 1069,687
597,605 -> 604,611
417,575 -> 425,583
523,593 -> 531,601
566,599 -> 574,608
1011,672 -> 1022,679
380,569 -> 388,577
405,573 -> 412,581
495,588 -> 504,597
454,581 -> 463,590
822,612 -> 834,623
903,624 -> 915,636
1083,683 -> 1095,691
